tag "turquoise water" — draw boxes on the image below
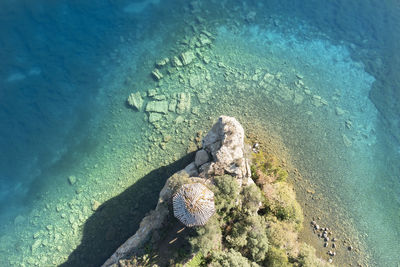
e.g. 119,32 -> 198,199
0,0 -> 399,266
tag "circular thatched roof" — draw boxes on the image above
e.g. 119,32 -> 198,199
173,183 -> 215,227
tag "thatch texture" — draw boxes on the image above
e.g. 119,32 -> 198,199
173,183 -> 215,227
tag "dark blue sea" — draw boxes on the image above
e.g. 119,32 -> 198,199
0,0 -> 399,266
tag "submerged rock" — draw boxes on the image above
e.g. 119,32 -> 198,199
151,69 -> 163,80
127,92 -> 144,111
145,101 -> 169,114
180,51 -> 196,65
156,57 -> 169,68
148,113 -> 162,123
171,56 -> 183,67
68,175 -> 77,185
176,93 -> 191,114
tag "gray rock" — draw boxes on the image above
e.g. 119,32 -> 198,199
180,51 -> 196,65
195,149 -> 209,167
202,116 -> 250,180
127,92 -> 144,111
145,101 -> 169,114
183,162 -> 199,177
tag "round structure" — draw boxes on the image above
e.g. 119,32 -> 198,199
173,183 -> 215,227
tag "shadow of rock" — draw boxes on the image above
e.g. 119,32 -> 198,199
60,152 -> 195,267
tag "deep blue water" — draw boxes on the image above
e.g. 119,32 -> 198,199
0,0 -> 399,266
0,0 -> 144,215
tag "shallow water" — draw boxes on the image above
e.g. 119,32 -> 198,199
0,0 -> 399,266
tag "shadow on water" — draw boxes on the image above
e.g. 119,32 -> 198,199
60,152 -> 195,267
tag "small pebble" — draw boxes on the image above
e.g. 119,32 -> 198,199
325,237 -> 330,242
324,242 -> 329,247
315,224 -> 320,230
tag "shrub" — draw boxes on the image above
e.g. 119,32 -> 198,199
246,216 -> 269,262
209,249 -> 258,267
297,243 -> 330,267
264,182 -> 303,230
189,215 -> 222,254
251,151 -> 289,188
225,215 -> 269,263
266,216 -> 299,258
186,253 -> 206,267
213,175 -> 240,215
264,246 -> 292,267
242,184 -> 264,214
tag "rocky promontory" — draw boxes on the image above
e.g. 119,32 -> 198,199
103,116 -> 331,267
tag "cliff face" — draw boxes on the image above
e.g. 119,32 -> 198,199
102,116 -> 251,267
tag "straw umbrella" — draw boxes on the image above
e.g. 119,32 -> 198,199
173,183 -> 215,227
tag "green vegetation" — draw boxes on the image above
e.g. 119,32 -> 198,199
125,150 -> 329,266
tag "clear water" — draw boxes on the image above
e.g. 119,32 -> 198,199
0,0 -> 399,266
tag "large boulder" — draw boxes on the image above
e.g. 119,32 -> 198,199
201,116 -> 251,181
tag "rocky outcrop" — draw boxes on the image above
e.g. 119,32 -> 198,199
102,116 -> 252,266
198,116 -> 251,184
